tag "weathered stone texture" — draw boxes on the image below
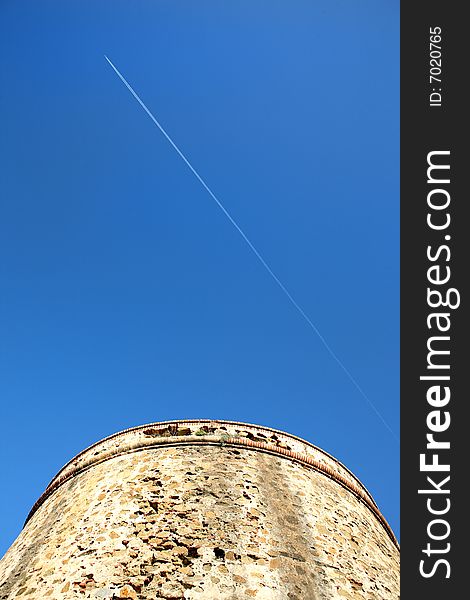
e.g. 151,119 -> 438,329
0,421 -> 399,599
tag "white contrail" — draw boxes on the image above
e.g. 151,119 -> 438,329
104,55 -> 398,442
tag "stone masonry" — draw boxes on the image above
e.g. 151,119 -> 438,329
0,420 -> 399,599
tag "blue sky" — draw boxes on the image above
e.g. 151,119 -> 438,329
0,0 -> 399,555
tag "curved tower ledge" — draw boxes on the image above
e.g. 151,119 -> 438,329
26,419 -> 398,549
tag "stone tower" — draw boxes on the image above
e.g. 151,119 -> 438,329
0,420 -> 399,599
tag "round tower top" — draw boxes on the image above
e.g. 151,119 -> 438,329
26,419 -> 398,548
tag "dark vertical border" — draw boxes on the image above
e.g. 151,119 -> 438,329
401,3 -> 466,597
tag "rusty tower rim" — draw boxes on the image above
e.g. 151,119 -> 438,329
43,420 -> 377,500
24,419 -> 399,550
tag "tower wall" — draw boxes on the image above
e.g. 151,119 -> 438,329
0,420 -> 399,599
